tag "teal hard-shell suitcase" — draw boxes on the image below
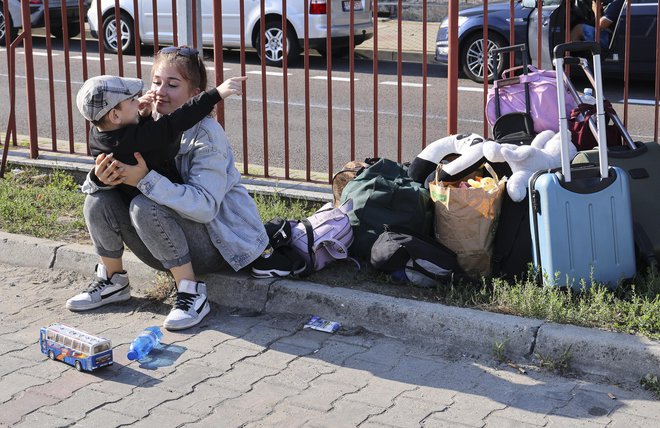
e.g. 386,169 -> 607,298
528,42 -> 636,291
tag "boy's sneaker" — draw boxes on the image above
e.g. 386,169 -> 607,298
66,264 -> 131,311
163,280 -> 210,331
251,247 -> 307,278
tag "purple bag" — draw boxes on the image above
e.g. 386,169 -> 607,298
290,199 -> 358,274
486,66 -> 577,134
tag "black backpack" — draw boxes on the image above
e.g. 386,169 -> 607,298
370,225 -> 462,287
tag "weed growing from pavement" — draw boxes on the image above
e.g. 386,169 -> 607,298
535,345 -> 573,375
640,374 -> 660,398
1,167 -> 659,341
492,339 -> 509,363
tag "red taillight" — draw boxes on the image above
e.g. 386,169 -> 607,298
29,0 -> 43,5
310,0 -> 327,15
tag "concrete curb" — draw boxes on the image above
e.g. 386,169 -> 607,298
2,230 -> 658,386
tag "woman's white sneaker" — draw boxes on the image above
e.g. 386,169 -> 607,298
163,280 -> 210,331
66,264 -> 131,311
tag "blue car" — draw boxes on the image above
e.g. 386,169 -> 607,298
435,0 -> 658,82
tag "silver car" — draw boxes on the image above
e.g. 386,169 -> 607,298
86,0 -> 374,66
1,0 -> 86,45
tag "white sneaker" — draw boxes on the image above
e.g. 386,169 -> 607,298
66,264 -> 131,311
163,280 -> 210,331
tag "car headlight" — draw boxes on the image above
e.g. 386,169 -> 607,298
440,16 -> 469,29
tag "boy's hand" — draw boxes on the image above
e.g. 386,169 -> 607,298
217,76 -> 247,99
138,90 -> 155,117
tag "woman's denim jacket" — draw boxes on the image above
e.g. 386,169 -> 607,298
83,116 -> 268,271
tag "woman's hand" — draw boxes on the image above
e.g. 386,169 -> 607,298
116,152 -> 149,187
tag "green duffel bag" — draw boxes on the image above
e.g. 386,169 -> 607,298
339,158 -> 433,259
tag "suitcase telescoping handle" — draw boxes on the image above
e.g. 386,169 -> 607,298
490,44 -> 530,119
553,42 -> 608,182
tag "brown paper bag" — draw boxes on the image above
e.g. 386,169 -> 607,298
429,163 -> 506,277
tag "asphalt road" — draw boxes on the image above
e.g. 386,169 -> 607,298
1,34 -> 657,179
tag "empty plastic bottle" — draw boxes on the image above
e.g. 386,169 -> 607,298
582,88 -> 597,105
127,326 -> 163,361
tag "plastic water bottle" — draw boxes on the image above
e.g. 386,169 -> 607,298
127,326 -> 163,361
582,88 -> 597,105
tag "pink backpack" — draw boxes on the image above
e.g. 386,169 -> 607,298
485,66 -> 577,134
290,199 -> 358,274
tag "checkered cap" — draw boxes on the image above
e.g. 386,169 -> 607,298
76,75 -> 144,122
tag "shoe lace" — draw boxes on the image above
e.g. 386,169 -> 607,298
85,279 -> 110,293
174,292 -> 196,311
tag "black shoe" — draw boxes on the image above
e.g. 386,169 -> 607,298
251,247 -> 307,278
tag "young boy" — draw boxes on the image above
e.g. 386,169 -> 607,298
76,73 -> 246,198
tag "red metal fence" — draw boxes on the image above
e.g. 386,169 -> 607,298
1,0 -> 659,180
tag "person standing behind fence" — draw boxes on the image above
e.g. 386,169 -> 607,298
67,46 -> 269,331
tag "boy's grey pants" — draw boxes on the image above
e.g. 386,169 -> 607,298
84,190 -> 228,274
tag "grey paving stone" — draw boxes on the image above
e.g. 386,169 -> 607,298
308,337 -> 369,366
40,387 -> 122,421
152,362 -> 223,395
549,387 -> 623,423
243,404 -> 322,428
204,361 -> 281,394
341,378 -> 413,409
287,377 -> 365,412
123,405 -> 199,427
306,399 -> 382,427
161,381 -> 242,418
423,392 -> 507,427
0,372 -> 49,403
364,394 -> 448,428
262,358 -> 336,390
0,390 -> 59,426
12,410 -> 73,428
102,385 -> 181,418
73,408 -> 138,426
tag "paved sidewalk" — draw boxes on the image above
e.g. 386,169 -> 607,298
2,229 -> 660,390
1,262 -> 659,427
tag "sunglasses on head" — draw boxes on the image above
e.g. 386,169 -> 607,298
160,46 -> 199,57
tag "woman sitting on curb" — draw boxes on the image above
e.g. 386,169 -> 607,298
67,46 -> 268,331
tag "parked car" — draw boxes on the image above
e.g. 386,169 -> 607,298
435,0 -> 658,82
86,0 -> 374,66
0,0 -> 88,45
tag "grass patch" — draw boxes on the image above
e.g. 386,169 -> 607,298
0,167 -> 87,242
1,168 -> 659,341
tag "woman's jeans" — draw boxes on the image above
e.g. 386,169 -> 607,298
84,190 -> 228,274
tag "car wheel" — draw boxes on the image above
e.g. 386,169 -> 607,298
102,12 -> 135,55
74,360 -> 83,371
50,23 -> 82,39
0,6 -> 17,46
461,32 -> 506,83
48,350 -> 55,360
256,19 -> 300,67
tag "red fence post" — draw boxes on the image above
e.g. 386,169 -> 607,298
447,0 -> 458,135
20,0 -> 38,159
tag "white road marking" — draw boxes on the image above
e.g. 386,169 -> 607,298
16,51 -> 54,57
311,76 -> 358,82
247,70 -> 293,77
458,86 -> 486,92
380,81 -> 429,88
620,98 -> 658,106
70,55 -> 106,61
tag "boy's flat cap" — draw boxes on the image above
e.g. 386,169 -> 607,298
76,75 -> 144,122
